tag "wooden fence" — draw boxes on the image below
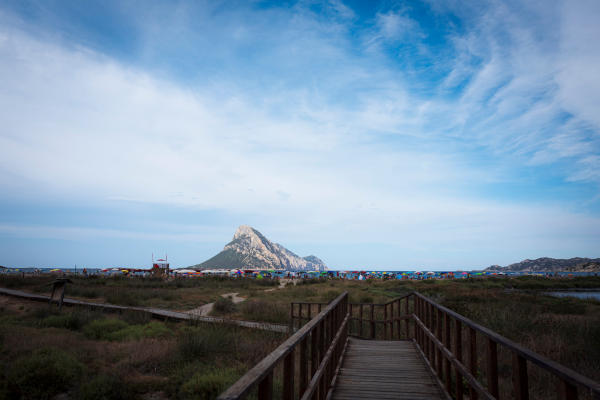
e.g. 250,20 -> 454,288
290,292 -> 600,400
291,293 -> 413,340
218,292 -> 349,400
412,292 -> 600,400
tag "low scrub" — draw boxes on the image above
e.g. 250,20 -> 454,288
176,325 -> 235,361
83,318 -> 171,341
78,374 -> 133,400
212,297 -> 237,315
240,299 -> 288,323
179,367 -> 239,400
5,347 -> 84,399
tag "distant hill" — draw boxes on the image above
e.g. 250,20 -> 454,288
485,257 -> 600,272
191,225 -> 327,271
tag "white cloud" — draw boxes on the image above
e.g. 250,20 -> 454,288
0,1 -> 599,268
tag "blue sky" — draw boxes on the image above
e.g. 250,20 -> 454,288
1,0 -> 599,270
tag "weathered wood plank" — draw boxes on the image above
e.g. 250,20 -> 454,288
331,338 -> 447,400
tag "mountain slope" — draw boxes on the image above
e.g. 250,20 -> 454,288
485,257 -> 600,272
191,225 -> 327,271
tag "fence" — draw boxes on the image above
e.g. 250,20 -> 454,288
218,292 -> 349,400
291,292 -> 600,400
412,292 -> 600,400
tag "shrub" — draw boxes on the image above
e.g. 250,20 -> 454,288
105,290 -> 139,306
78,374 -> 132,400
42,309 -> 101,331
240,300 -> 288,323
179,368 -> 239,400
213,297 -> 237,315
83,318 -> 129,340
7,348 -> 84,399
107,321 -> 172,341
176,325 -> 234,361
83,318 -> 171,341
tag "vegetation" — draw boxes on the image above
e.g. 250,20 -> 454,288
0,296 -> 284,399
1,274 -> 599,398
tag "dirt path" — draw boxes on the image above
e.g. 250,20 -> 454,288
187,292 -> 246,317
264,279 -> 294,292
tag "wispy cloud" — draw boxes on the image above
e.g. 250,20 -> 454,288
0,1 -> 598,268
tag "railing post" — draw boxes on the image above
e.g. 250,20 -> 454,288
290,303 -> 295,333
437,308 -> 443,378
299,303 -> 303,326
370,304 -> 375,339
428,302 -> 434,363
512,352 -> 529,400
444,313 -> 451,394
404,296 -> 409,339
487,338 -> 499,399
300,336 -> 308,397
417,297 -> 423,347
455,319 -> 463,400
319,319 -> 326,362
469,326 -> 478,400
558,379 -> 578,400
258,371 -> 273,400
359,304 -> 363,338
424,300 -> 428,357
283,350 -> 295,400
384,303 -> 389,340
311,326 -> 319,376
349,303 -> 353,335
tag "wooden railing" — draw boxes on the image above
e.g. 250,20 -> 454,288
218,292 -> 349,400
291,293 -> 413,340
412,292 -> 600,400
291,292 -> 600,400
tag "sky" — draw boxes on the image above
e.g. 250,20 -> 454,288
0,0 -> 599,270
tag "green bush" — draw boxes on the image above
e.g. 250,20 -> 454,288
105,290 -> 139,306
107,321 -> 172,341
240,300 -> 288,323
7,348 -> 84,399
41,309 -> 101,331
78,374 -> 132,400
213,297 -> 237,315
179,368 -> 239,400
83,318 -> 129,340
83,318 -> 171,341
176,325 -> 234,361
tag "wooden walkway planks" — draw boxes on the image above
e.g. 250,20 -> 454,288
0,287 -> 288,333
331,338 -> 448,400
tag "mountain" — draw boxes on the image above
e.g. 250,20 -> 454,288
191,225 -> 328,271
485,257 -> 600,272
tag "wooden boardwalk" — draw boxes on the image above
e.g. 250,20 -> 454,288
0,287 -> 288,333
331,338 -> 448,400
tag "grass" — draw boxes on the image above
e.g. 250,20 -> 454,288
1,274 -> 599,398
0,296 -> 285,400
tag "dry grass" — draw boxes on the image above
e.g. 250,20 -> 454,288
0,296 -> 285,399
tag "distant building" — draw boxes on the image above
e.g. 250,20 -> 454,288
152,256 -> 169,276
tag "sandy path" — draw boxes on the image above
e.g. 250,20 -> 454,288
187,292 -> 246,317
264,279 -> 295,292
188,279 -> 295,316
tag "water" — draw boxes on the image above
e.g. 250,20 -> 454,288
546,291 -> 600,300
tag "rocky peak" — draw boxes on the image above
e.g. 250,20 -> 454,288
233,225 -> 255,240
192,225 -> 327,271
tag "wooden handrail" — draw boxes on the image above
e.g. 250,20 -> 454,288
291,292 -> 414,339
218,292 -> 349,400
412,292 -> 600,400
287,291 -> 600,400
